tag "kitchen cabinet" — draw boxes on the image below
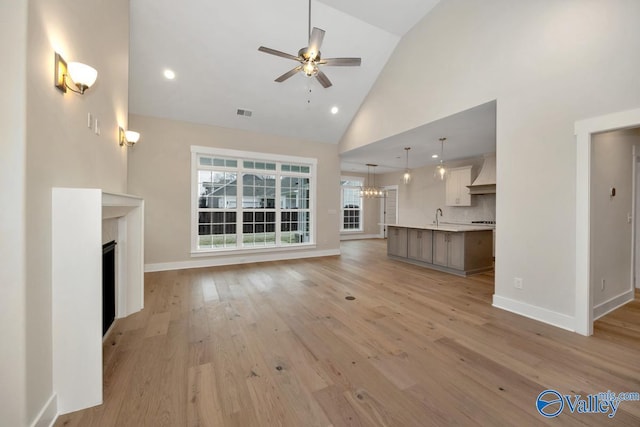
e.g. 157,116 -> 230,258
407,229 -> 432,263
386,225 -> 493,276
387,226 -> 407,258
445,166 -> 472,206
433,231 -> 464,269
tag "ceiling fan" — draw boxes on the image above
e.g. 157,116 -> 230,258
258,0 -> 361,88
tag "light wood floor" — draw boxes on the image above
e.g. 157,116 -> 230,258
56,240 -> 640,426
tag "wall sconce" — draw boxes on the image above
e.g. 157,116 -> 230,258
119,127 -> 141,147
54,52 -> 98,94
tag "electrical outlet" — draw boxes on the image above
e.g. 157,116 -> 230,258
87,113 -> 92,128
601,279 -> 605,291
94,118 -> 100,135
514,277 -> 523,289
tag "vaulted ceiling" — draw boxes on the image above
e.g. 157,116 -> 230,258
129,0 -> 496,173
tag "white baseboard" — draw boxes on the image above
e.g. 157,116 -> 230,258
593,289 -> 635,320
31,394 -> 57,427
340,233 -> 383,241
492,294 -> 575,332
145,248 -> 341,272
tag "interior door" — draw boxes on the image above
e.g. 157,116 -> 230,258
383,188 -> 398,238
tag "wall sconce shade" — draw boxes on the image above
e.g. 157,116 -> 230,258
55,53 -> 98,94
119,127 -> 141,147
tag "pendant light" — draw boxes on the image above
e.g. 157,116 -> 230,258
435,137 -> 447,181
360,164 -> 385,198
403,147 -> 411,184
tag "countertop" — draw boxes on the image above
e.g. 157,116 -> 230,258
385,223 -> 495,232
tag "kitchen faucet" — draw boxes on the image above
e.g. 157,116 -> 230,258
435,208 -> 443,227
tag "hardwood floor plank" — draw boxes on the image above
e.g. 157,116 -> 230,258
187,363 -> 225,427
313,385 -> 367,427
144,311 -> 172,337
56,240 -> 640,426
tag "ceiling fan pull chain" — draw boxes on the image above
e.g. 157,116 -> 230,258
308,0 -> 312,44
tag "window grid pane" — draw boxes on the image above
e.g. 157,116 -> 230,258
341,180 -> 363,232
196,153 -> 314,251
281,211 -> 310,244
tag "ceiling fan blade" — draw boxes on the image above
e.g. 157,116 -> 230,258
319,57 -> 362,66
308,27 -> 325,59
275,66 -> 303,82
258,46 -> 301,62
315,70 -> 332,88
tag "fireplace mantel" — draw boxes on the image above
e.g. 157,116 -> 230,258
52,188 -> 144,415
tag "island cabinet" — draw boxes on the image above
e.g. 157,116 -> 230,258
407,228 -> 433,263
433,231 -> 464,270
386,225 -> 493,276
387,226 -> 408,257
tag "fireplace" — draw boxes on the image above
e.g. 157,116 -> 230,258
102,240 -> 117,336
52,188 -> 144,414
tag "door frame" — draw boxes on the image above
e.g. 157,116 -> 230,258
575,107 -> 640,335
381,185 -> 399,238
635,147 -> 640,289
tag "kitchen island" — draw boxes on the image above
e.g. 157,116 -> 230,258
387,224 -> 493,276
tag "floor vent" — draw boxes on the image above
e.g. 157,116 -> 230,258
237,108 -> 253,117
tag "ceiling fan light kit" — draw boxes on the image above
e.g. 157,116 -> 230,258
258,0 -> 361,88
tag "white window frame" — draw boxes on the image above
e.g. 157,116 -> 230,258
191,146 -> 317,255
340,176 -> 364,232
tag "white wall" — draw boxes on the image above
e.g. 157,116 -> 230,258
0,2 -> 28,426
340,0 -> 640,328
591,128 -> 640,308
23,0 -> 130,423
128,114 -> 341,268
102,218 -> 119,244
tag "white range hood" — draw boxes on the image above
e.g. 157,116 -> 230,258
467,153 -> 496,194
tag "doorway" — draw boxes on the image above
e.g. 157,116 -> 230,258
381,186 -> 398,238
575,107 -> 640,335
636,151 -> 640,289
590,129 -> 639,320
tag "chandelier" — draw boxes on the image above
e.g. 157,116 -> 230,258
360,164 -> 385,198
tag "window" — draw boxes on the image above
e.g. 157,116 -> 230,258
192,147 -> 316,253
341,177 -> 363,232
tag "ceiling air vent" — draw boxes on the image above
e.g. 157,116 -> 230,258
236,108 -> 253,117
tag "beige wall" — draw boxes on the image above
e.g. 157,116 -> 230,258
340,0 -> 640,321
128,114 -> 341,266
340,172 -> 383,237
377,157 -> 495,226
591,128 -> 640,306
341,157 -> 496,238
23,0 -> 129,423
0,2 -> 28,425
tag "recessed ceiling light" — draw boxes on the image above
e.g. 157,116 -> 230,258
163,69 -> 176,80
432,154 -> 439,158
331,106 -> 339,115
